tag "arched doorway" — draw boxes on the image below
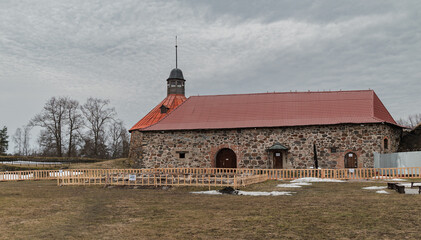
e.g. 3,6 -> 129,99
215,148 -> 237,168
344,152 -> 358,168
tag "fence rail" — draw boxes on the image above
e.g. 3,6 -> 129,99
1,167 -> 420,184
56,172 -> 269,188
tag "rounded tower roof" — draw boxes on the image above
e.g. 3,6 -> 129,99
168,68 -> 185,80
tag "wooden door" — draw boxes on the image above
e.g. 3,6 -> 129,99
216,148 -> 237,168
344,152 -> 358,168
273,152 -> 283,169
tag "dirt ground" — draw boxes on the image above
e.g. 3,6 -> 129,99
0,179 -> 420,239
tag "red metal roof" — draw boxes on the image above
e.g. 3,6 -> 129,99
138,90 -> 399,131
129,94 -> 187,131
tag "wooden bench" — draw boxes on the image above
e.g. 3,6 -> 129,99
395,184 -> 405,194
388,182 -> 421,194
387,182 -> 398,190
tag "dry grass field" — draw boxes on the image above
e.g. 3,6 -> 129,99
0,179 -> 420,239
67,158 -> 131,169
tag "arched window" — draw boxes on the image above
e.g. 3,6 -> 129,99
384,138 -> 389,150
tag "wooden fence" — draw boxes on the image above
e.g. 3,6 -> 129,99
1,167 -> 421,184
56,171 -> 269,188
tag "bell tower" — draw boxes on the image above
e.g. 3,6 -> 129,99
167,68 -> 185,95
167,36 -> 185,96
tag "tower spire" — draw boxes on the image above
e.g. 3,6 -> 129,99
175,36 -> 178,69
167,37 -> 185,96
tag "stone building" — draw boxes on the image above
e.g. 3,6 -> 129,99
129,67 -> 402,169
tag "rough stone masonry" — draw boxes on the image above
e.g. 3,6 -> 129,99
129,123 -> 401,169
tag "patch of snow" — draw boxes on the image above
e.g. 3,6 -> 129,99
291,177 -> 345,183
190,190 -> 294,196
372,177 -> 407,181
295,182 -> 312,185
376,190 -> 389,194
362,186 -> 387,190
237,191 -> 294,196
388,178 -> 407,181
404,188 -> 420,195
277,182 -> 312,188
191,190 -> 222,195
277,184 -> 302,188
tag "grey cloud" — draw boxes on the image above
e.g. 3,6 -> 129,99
0,0 -> 420,153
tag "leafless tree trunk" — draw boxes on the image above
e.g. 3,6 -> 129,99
13,126 -> 31,156
81,98 -> 115,158
12,128 -> 22,155
108,120 -> 130,158
30,97 -> 68,157
66,99 -> 83,157
22,125 -> 31,156
121,128 -> 130,158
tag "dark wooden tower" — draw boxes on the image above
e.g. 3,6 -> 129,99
166,36 -> 186,96
166,68 -> 185,96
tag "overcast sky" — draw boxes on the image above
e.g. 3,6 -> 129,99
1,0 -> 420,153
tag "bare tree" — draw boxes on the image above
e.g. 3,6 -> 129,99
22,125 -> 31,156
12,126 -> 31,156
121,128 -> 130,158
108,120 -> 130,158
81,98 -> 116,158
30,97 -> 84,157
397,114 -> 421,129
65,99 -> 84,157
109,120 -> 123,158
12,128 -> 23,155
37,129 -> 56,156
30,97 -> 67,157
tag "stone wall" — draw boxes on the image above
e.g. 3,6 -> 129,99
129,123 -> 402,169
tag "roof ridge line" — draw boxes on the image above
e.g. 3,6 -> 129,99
371,90 -> 375,118
372,91 -> 397,125
191,89 -> 374,98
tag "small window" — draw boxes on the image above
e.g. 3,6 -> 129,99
384,138 -> 389,150
331,147 -> 337,153
179,153 -> 185,159
160,105 -> 168,114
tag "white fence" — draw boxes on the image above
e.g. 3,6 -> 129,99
374,151 -> 421,168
